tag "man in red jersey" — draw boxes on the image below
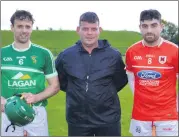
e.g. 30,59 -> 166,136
125,9 -> 178,136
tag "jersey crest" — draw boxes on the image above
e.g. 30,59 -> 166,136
31,56 -> 37,64
158,56 -> 167,64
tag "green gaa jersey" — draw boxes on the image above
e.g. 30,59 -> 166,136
1,42 -> 57,106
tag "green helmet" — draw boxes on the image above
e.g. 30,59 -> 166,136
4,94 -> 35,127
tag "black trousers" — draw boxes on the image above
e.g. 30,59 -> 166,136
68,122 -> 121,136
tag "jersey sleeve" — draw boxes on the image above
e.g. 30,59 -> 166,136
173,47 -> 178,74
44,49 -> 58,79
125,49 -> 133,72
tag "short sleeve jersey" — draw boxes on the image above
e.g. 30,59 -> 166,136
125,39 -> 178,121
1,43 -> 57,106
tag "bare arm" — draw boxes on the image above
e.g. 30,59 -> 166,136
22,76 -> 60,104
1,96 -> 7,112
126,71 -> 135,95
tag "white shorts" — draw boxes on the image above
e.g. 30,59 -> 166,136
129,119 -> 178,136
1,106 -> 49,136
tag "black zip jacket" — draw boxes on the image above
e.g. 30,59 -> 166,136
55,40 -> 128,127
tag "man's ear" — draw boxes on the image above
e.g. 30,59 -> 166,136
76,26 -> 80,34
11,24 -> 14,32
99,27 -> 102,33
139,24 -> 142,33
161,23 -> 164,32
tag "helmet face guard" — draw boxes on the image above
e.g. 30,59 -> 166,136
4,94 -> 35,127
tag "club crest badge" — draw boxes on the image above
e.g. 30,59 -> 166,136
31,56 -> 37,64
158,56 -> 167,64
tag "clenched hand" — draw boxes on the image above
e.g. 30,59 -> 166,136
21,93 -> 39,104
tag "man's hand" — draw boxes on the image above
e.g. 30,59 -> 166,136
22,76 -> 59,104
1,96 -> 7,112
21,93 -> 39,104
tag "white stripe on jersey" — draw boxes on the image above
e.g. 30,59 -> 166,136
164,40 -> 179,48
1,45 -> 11,49
1,66 -> 44,73
132,65 -> 174,69
45,72 -> 58,79
12,41 -> 32,52
142,37 -> 164,47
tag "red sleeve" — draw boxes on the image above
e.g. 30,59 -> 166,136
125,49 -> 133,72
174,48 -> 178,74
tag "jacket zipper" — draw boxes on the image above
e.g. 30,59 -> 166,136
85,54 -> 91,92
86,75 -> 89,92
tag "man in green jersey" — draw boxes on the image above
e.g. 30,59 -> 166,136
1,10 -> 60,136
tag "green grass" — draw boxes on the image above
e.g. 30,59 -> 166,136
46,55 -> 133,136
2,30 -> 178,136
1,30 -> 142,55
1,30 -> 140,136
46,85 -> 133,136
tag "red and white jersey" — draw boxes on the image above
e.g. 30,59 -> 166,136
125,38 -> 178,121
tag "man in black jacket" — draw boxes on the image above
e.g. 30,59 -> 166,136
55,11 -> 128,136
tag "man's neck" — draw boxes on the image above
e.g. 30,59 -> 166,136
13,41 -> 30,50
143,37 -> 163,47
82,43 -> 98,54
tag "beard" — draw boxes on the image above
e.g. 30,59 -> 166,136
143,33 -> 159,44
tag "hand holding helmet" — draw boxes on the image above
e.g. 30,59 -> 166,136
4,94 -> 35,127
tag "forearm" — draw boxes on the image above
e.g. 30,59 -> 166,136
1,96 -> 7,104
22,76 -> 60,104
1,96 -> 7,112
126,71 -> 135,95
35,83 -> 60,103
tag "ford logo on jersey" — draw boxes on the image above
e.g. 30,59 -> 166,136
137,70 -> 161,79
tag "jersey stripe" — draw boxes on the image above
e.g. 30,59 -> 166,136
1,45 -> 11,49
1,66 -> 44,73
45,72 -> 58,79
164,40 -> 179,48
132,65 -> 174,69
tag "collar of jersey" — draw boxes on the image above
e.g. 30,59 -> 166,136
12,41 -> 32,52
142,37 -> 164,48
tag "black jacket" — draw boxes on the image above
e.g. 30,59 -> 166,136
55,40 -> 128,127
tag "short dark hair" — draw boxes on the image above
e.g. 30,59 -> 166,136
10,10 -> 35,25
79,11 -> 99,25
140,9 -> 161,22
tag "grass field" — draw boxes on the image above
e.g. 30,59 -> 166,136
1,30 -> 141,136
46,55 -> 133,136
1,30 -> 142,56
46,85 -> 133,136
